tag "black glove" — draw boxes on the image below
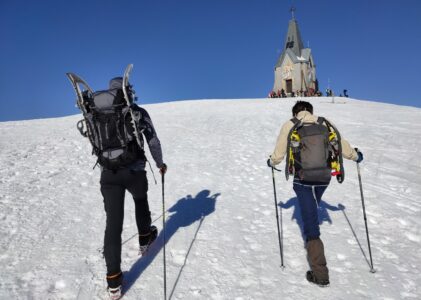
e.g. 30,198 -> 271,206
160,163 -> 168,175
355,148 -> 363,163
267,158 -> 273,168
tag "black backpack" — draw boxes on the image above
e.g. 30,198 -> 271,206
79,86 -> 145,170
285,116 -> 343,183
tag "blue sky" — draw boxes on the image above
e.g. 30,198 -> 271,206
1,0 -> 420,121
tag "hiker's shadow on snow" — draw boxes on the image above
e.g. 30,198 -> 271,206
123,189 -> 220,295
279,197 -> 343,245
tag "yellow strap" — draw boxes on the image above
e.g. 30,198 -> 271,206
331,161 -> 340,171
289,148 -> 294,163
291,131 -> 300,141
289,130 -> 299,165
329,131 -> 337,141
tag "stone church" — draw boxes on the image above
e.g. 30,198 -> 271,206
272,12 -> 318,97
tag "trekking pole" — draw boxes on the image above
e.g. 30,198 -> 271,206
271,166 -> 284,268
161,173 -> 167,299
356,162 -> 376,273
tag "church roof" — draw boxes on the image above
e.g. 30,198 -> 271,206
275,19 -> 311,68
285,19 -> 304,56
275,48 -> 312,68
300,48 -> 312,61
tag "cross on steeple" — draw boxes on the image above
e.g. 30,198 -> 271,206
290,5 -> 296,20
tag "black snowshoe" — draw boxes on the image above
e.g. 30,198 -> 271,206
139,225 -> 158,256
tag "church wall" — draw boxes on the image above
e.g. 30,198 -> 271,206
273,54 -> 317,95
292,63 -> 302,92
273,56 -> 295,94
273,68 -> 283,92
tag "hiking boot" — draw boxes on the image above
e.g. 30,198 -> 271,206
106,271 -> 123,299
306,238 -> 329,283
139,225 -> 158,255
306,270 -> 330,287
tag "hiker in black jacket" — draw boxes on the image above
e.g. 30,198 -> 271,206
102,78 -> 167,295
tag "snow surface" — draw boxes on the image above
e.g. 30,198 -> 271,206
1,97 -> 420,299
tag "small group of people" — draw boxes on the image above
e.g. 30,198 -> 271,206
269,88 -> 323,98
269,88 -> 350,99
269,89 -> 287,98
76,74 -> 363,297
326,88 -> 349,97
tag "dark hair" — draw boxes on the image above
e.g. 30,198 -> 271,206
292,101 -> 313,116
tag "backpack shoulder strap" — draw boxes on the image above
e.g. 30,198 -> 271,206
290,117 -> 300,125
129,104 -> 143,124
323,118 -> 336,134
316,116 -> 325,125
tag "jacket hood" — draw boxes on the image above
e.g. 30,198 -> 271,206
296,110 -> 314,119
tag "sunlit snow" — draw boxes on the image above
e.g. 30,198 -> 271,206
1,97 -> 420,299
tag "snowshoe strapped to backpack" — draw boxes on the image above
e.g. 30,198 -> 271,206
285,116 -> 344,183
67,71 -> 145,170
85,84 -> 144,170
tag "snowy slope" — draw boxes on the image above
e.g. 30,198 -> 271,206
0,97 -> 420,299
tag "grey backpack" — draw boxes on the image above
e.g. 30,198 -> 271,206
286,117 -> 332,183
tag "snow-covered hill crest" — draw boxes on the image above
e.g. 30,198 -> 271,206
1,97 -> 420,299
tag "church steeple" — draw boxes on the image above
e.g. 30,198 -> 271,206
284,12 -> 304,58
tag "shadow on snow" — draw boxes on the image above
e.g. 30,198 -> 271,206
279,197 -> 342,244
279,198 -> 372,269
122,189 -> 220,297
337,203 -> 373,269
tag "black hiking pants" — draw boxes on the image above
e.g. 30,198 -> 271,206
100,169 -> 151,276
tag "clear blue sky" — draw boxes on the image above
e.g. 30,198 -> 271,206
1,0 -> 420,121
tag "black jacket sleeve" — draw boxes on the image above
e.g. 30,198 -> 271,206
133,105 -> 164,168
